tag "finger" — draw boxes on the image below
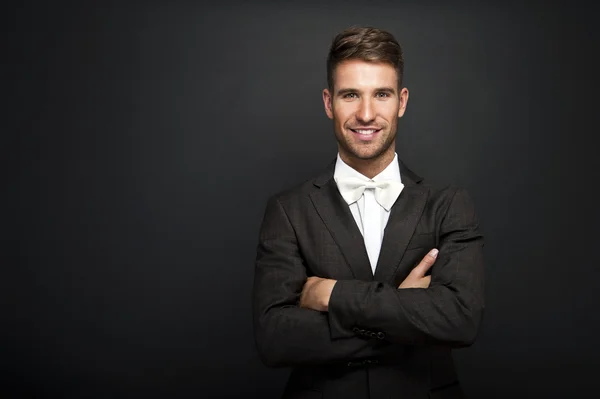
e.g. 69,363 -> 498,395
412,248 -> 438,277
304,276 -> 321,292
306,276 -> 321,285
422,275 -> 431,288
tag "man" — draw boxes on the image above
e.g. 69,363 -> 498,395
253,26 -> 484,399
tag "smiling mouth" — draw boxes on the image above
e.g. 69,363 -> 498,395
350,128 -> 381,136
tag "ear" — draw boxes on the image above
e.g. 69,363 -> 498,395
323,88 -> 334,119
398,87 -> 409,118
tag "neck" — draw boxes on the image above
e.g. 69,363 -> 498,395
339,147 -> 396,179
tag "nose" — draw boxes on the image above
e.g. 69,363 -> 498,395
356,98 -> 375,123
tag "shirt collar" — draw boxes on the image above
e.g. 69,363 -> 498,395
333,152 -> 402,184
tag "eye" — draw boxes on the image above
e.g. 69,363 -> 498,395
343,93 -> 358,99
376,92 -> 390,98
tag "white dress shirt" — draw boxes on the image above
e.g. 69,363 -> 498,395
333,152 -> 403,274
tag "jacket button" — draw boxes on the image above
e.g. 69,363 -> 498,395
376,331 -> 385,340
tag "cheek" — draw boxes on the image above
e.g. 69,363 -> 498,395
333,107 -> 354,126
374,110 -> 397,127
386,104 -> 402,119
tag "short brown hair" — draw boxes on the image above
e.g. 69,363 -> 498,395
326,26 -> 404,91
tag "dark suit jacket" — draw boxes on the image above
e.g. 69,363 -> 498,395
252,159 -> 485,399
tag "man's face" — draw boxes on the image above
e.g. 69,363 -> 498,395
323,60 -> 408,163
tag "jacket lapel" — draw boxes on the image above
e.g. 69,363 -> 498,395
373,186 -> 429,283
373,160 -> 429,283
309,162 -> 374,281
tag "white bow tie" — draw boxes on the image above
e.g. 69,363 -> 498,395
336,177 -> 404,211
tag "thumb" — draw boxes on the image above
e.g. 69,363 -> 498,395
412,248 -> 438,277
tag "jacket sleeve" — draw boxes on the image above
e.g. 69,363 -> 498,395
327,187 -> 485,347
252,196 -> 400,368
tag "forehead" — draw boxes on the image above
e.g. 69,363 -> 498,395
333,60 -> 398,91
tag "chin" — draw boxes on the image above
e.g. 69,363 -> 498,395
353,141 -> 388,155
348,149 -> 385,161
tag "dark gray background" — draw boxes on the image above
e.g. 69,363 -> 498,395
4,1 -> 599,398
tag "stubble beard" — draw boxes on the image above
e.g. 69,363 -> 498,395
336,122 -> 397,162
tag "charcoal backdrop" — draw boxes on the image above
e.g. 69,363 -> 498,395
4,1 -> 599,398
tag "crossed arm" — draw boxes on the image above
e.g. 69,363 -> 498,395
252,188 -> 484,367
300,248 -> 437,312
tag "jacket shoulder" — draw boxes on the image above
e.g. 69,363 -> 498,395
265,174 -> 322,206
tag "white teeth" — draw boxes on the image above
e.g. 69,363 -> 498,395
355,129 -> 376,134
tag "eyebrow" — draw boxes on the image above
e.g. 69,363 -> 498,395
336,87 -> 397,96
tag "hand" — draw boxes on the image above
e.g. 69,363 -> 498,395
299,277 -> 337,312
398,248 -> 438,289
